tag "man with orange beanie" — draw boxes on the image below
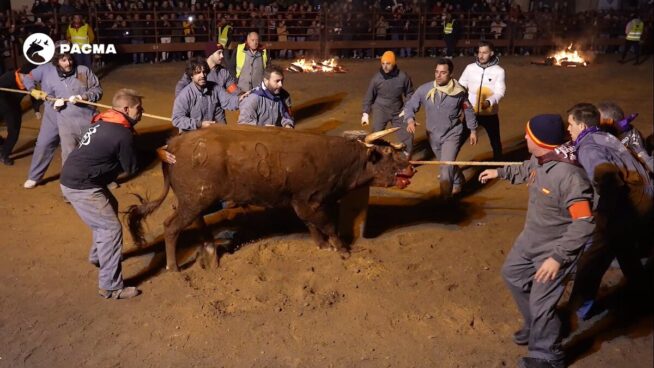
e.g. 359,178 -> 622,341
361,50 -> 414,156
478,114 -> 595,368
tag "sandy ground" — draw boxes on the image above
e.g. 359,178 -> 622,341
0,55 -> 652,368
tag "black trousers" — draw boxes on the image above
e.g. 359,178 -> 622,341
477,114 -> 503,160
0,95 -> 22,158
621,40 -> 641,62
444,35 -> 456,57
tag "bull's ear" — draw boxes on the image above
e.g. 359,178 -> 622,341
366,146 -> 383,163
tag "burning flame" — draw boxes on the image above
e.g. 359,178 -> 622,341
287,58 -> 346,73
549,44 -> 588,67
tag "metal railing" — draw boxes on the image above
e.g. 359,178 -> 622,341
1,7 -> 639,69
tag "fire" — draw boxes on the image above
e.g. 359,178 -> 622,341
548,44 -> 588,67
287,58 -> 346,73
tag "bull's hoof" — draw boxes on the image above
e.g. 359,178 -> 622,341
338,250 -> 351,260
199,249 -> 219,270
166,264 -> 180,272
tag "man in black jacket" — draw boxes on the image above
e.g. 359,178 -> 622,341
60,88 -> 143,300
0,63 -> 42,165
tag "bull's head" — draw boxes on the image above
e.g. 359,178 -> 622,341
361,128 -> 415,189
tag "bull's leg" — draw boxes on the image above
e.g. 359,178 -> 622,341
306,223 -> 330,249
292,202 -> 349,258
195,216 -> 219,269
163,207 -> 201,272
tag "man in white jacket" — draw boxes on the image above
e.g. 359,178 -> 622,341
459,41 -> 506,160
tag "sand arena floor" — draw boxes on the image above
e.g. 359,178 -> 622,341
0,55 -> 652,367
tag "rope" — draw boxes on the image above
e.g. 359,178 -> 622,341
410,160 -> 523,166
0,86 -> 172,122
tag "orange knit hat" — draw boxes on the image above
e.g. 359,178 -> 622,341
381,51 -> 396,65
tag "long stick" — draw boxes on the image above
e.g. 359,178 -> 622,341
0,86 -> 172,122
410,160 -> 523,166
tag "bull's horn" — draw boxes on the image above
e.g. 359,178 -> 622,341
364,127 -> 400,143
390,142 -> 406,150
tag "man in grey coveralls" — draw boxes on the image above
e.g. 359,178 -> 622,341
402,58 -> 477,198
479,114 -> 595,368
361,50 -> 414,157
172,58 -> 240,132
238,64 -> 293,128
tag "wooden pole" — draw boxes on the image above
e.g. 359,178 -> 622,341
410,160 -> 523,166
0,87 -> 171,122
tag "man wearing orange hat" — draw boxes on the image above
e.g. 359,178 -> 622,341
361,51 -> 414,156
479,114 -> 595,368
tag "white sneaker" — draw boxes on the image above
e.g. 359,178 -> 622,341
23,179 -> 37,189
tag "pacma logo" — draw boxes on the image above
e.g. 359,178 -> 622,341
23,33 -> 117,65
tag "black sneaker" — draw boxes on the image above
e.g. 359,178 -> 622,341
1,155 -> 14,166
518,357 -> 565,368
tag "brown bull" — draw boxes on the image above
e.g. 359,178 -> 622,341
127,125 -> 414,271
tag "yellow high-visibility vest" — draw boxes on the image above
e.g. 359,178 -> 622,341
218,25 -> 232,47
68,24 -> 90,45
236,43 -> 268,78
626,20 -> 644,41
444,22 -> 454,35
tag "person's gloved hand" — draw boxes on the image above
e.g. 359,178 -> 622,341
30,89 -> 48,100
53,98 -> 66,110
68,95 -> 83,103
361,113 -> 369,126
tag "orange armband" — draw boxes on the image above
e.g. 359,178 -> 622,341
226,83 -> 238,94
568,200 -> 592,219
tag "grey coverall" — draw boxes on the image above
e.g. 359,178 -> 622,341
22,64 -> 102,175
570,130 -> 654,312
499,156 -> 595,362
402,80 -> 477,196
21,64 -> 60,182
237,85 -> 294,128
362,67 -> 414,156
174,66 -> 239,97
172,81 -> 240,132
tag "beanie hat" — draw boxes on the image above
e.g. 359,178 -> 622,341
204,41 -> 224,57
381,51 -> 396,65
526,114 -> 566,149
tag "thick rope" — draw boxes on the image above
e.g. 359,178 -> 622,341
0,86 -> 172,122
410,160 -> 523,166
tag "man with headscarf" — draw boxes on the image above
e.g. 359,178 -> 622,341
361,50 -> 414,157
459,41 -> 506,160
402,58 -> 477,198
566,103 -> 653,321
478,114 -> 595,368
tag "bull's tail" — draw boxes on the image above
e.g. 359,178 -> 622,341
127,163 -> 172,246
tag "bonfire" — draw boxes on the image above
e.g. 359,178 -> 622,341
546,44 -> 588,67
287,58 -> 346,73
